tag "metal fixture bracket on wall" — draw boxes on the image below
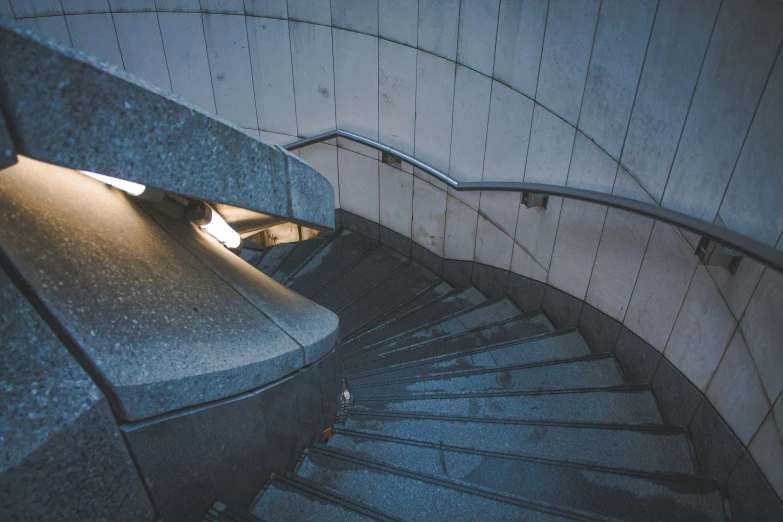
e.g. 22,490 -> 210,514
285,129 -> 783,275
522,191 -> 548,210
696,237 -> 743,275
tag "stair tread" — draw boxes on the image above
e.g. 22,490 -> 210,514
353,387 -> 663,425
287,229 -> 377,298
324,433 -> 726,521
349,331 -> 591,384
352,356 -> 624,397
271,234 -> 332,283
346,312 -> 555,373
255,242 -> 295,276
337,261 -> 439,338
298,446 -> 589,521
342,413 -> 695,474
343,286 -> 488,358
313,245 -> 406,312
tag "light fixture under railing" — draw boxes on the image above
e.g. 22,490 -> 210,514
187,201 -> 242,249
80,170 -> 146,196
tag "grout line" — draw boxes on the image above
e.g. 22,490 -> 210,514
155,10 -> 174,92
657,0 -> 722,206
200,12 -> 220,116
109,8 -> 128,70
285,5 -> 300,138
243,14 -> 261,132
56,0 -> 74,46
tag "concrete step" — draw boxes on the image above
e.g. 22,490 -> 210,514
342,412 -> 695,474
342,280 -> 455,342
255,242 -> 295,276
287,229 -> 377,298
353,386 -> 663,425
348,331 -> 591,385
297,445 -> 594,521
324,432 -> 727,522
250,471 -> 398,521
271,234 -> 333,283
352,356 -> 623,398
342,286 -> 488,359
337,261 -> 439,338
345,312 -> 555,374
313,245 -> 406,312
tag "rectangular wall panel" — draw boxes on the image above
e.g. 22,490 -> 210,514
417,0 -> 459,61
20,16 -> 71,46
10,0 -> 62,17
300,143 -> 339,208
333,29 -> 379,139
379,39 -> 417,154
338,147 -> 379,222
287,0 -> 330,25
332,0 -> 378,35
493,0 -> 548,99
61,0 -> 110,14
379,163 -> 414,237
289,21 -> 336,137
66,14 -> 123,67
379,0 -> 417,47
114,12 -> 172,92
566,132 -> 617,192
474,215 -> 514,270
524,104 -> 575,185
412,177 -> 447,256
444,195 -> 478,261
456,0 -> 499,76
414,50 -> 456,173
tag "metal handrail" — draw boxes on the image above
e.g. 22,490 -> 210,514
285,129 -> 783,274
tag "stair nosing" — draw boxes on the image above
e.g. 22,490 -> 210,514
349,352 -> 615,389
306,445 -> 609,521
330,428 -> 724,490
280,233 -> 335,285
309,240 -> 381,300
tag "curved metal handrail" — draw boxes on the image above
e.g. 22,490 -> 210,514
285,129 -> 783,274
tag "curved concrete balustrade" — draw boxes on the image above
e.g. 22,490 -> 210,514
0,156 -> 339,421
0,19 -> 335,232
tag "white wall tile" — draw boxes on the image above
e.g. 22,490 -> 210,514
444,195 -> 477,261
158,12 -> 216,114
200,0 -> 243,14
483,81 -> 533,182
719,50 -> 783,246
332,0 -> 377,35
333,29 -> 379,139
449,66 -> 491,210
338,147 -> 379,221
514,196 -> 562,270
511,243 -> 548,283
707,331 -> 770,444
493,0 -> 548,99
287,0 -> 330,24
379,39 -> 417,154
524,104 -> 575,185
475,215 -> 513,270
61,0 -> 110,14
536,0 -> 600,125
0,0 -> 13,17
547,199 -> 606,299
578,0 -> 656,159
109,0 -> 155,12
259,130 -> 298,146
244,0 -> 287,18
456,0 -> 499,76
665,266 -> 737,390
247,16 -> 297,135
114,13 -> 172,91
566,132 -> 617,192
66,14 -> 123,67
749,414 -> 783,499
20,16 -> 71,46
479,192 -> 519,239
379,0 -> 417,47
300,142 -> 339,207
624,222 -> 698,351
379,163 -> 413,237
621,0 -> 718,204
586,168 -> 654,321
202,14 -> 257,127
414,50 -> 455,173
289,21 -> 336,136
11,0 -> 62,17
662,0 -> 783,221
742,268 -> 783,401
417,0 -> 459,61
412,177 -> 447,256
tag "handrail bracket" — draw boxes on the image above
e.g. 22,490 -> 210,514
696,237 -> 743,275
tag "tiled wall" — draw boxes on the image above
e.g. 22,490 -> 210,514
5,0 -> 782,499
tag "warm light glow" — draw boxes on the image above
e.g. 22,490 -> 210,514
80,170 -> 147,196
201,208 -> 242,249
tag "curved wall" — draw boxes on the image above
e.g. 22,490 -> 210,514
4,0 -> 782,500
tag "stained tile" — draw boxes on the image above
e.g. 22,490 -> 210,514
289,21 -> 335,136
333,29 -> 379,139
535,0 -> 600,125
662,0 -> 783,221
524,105 -> 575,185
414,50 -> 456,173
159,12 -> 217,114
621,0 -> 719,203
510,243 -> 547,283
337,147 -> 379,222
493,0 -> 547,98
247,16 -> 297,135
444,195 -> 477,261
379,40 -> 417,154
412,177 -> 447,256
379,0 -> 417,47
417,0 -> 459,61
624,222 -> 698,351
474,215 -> 514,271
707,331 -> 770,444
379,163 -> 413,238
514,195 -> 562,270
456,0 -> 499,76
